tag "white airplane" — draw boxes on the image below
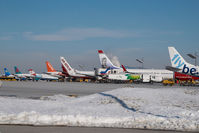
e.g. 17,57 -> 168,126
167,47 -> 199,77
14,66 -> 34,80
98,50 -> 173,82
98,66 -> 141,82
60,56 -> 96,79
28,69 -> 58,81
45,61 -> 65,78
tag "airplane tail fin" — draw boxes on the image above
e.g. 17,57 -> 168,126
46,61 -> 56,72
60,56 -> 75,76
14,66 -> 22,74
121,64 -> 127,72
98,50 -> 120,69
28,69 -> 36,76
4,68 -> 11,76
168,47 -> 187,69
61,64 -> 69,76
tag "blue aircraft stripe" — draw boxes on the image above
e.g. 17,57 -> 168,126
174,57 -> 180,65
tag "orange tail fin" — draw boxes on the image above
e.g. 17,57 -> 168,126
46,61 -> 56,72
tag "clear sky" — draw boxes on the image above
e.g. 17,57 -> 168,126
0,0 -> 199,73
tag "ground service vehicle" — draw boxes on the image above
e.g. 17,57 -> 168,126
162,79 -> 175,86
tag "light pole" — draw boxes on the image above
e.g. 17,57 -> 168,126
136,57 -> 144,69
187,52 -> 198,66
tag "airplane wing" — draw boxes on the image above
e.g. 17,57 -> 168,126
75,72 -> 96,78
165,66 -> 181,72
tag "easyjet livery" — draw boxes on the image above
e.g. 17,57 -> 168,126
45,61 -> 65,77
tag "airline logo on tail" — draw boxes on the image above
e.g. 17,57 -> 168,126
46,61 -> 56,72
168,47 -> 199,76
4,68 -> 11,76
98,50 -> 120,69
181,64 -> 199,75
60,57 -> 72,71
60,56 -> 76,76
14,66 -> 22,74
171,54 -> 184,68
28,69 -> 36,76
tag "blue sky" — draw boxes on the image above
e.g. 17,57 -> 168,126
0,0 -> 199,73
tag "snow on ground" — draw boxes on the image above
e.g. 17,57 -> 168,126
0,87 -> 199,131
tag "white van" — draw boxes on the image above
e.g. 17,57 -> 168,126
142,74 -> 151,83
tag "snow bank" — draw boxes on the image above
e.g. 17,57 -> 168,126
0,87 -> 199,131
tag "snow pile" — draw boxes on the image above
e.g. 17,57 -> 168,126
0,87 -> 199,131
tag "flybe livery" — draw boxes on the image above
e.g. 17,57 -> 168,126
168,47 -> 199,77
45,61 -> 64,77
60,56 -> 95,79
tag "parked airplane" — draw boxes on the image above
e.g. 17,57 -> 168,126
98,50 -> 173,82
167,47 -> 199,79
3,68 -> 15,77
97,66 -> 141,82
45,61 -> 65,77
28,69 -> 58,81
60,56 -> 96,79
14,66 -> 34,80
